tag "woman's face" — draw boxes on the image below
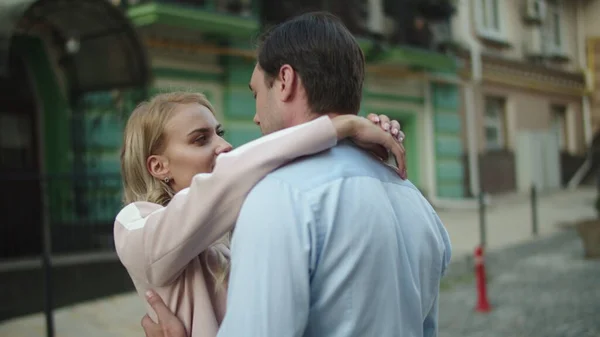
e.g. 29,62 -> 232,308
149,103 -> 232,193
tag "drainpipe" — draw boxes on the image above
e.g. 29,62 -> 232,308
464,0 -> 482,196
583,97 -> 593,146
577,0 -> 593,147
568,0 -> 593,189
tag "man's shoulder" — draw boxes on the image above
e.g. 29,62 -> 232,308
258,142 -> 406,193
249,153 -> 334,196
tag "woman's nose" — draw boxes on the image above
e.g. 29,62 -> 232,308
215,140 -> 233,155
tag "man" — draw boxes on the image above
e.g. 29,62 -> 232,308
144,11 -> 451,337
222,11 -> 451,337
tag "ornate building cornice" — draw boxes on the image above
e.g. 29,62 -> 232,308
457,51 -> 586,97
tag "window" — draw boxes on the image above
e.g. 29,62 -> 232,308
484,96 -> 506,150
544,0 -> 564,54
551,104 -> 567,151
476,0 -> 503,39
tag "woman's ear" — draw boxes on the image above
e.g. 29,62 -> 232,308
147,155 -> 170,181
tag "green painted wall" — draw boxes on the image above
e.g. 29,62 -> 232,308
127,1 -> 259,38
15,36 -> 75,224
7,4 -> 465,235
361,104 -> 420,189
152,67 -> 223,83
220,49 -> 261,147
15,36 -> 71,175
431,82 -> 465,198
120,0 -> 465,200
77,91 -> 136,222
361,83 -> 424,189
13,37 -> 143,225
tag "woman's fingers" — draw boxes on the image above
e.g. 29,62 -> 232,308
142,290 -> 187,337
345,116 -> 408,179
397,144 -> 407,179
369,113 -> 403,143
141,314 -> 162,337
397,130 -> 405,143
378,114 -> 391,132
146,290 -> 171,324
367,113 -> 380,123
390,120 -> 401,137
375,129 -> 406,179
387,135 -> 407,179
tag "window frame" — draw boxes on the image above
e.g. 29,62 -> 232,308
543,0 -> 565,55
483,96 -> 507,151
551,104 -> 568,151
475,0 -> 505,41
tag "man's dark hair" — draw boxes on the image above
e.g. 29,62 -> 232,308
257,12 -> 365,115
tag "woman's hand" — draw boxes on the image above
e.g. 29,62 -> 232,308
141,290 -> 187,337
366,113 -> 405,144
332,114 -> 407,179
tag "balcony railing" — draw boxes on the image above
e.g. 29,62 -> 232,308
115,0 -> 456,55
260,0 -> 456,53
115,0 -> 254,17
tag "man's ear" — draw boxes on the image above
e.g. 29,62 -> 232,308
278,64 -> 297,102
147,155 -> 170,181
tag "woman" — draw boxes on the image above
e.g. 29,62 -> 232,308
115,92 -> 405,337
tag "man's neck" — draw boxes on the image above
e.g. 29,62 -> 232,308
325,112 -> 345,120
304,111 -> 344,122
286,111 -> 349,128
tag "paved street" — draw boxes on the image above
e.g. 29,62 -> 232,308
439,229 -> 600,337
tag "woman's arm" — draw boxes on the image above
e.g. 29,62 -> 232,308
114,116 -> 338,286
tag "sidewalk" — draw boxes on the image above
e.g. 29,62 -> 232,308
0,292 -> 144,337
437,186 -> 596,259
0,187 -> 596,337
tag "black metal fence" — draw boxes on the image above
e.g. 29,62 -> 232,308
0,173 -> 122,260
0,173 -> 133,329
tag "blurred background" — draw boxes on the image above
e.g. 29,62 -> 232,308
0,0 -> 599,336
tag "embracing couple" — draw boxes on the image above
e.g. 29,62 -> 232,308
114,11 -> 451,337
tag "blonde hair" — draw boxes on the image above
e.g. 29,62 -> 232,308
121,91 -> 229,289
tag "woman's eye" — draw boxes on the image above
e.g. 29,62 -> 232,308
217,129 -> 226,137
194,136 -> 206,144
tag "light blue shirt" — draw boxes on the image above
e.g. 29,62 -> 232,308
217,141 -> 452,337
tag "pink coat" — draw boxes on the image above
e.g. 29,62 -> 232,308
114,116 -> 338,337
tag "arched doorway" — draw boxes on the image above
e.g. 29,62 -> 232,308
0,0 -> 150,259
0,0 -> 151,322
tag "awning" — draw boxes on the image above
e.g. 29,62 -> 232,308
0,0 -> 151,94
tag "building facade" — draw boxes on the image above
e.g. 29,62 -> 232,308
0,0 -> 465,263
450,0 -> 591,196
577,0 -> 600,189
119,0 -> 466,200
582,0 -> 600,133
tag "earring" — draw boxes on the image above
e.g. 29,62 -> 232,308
164,177 -> 171,184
